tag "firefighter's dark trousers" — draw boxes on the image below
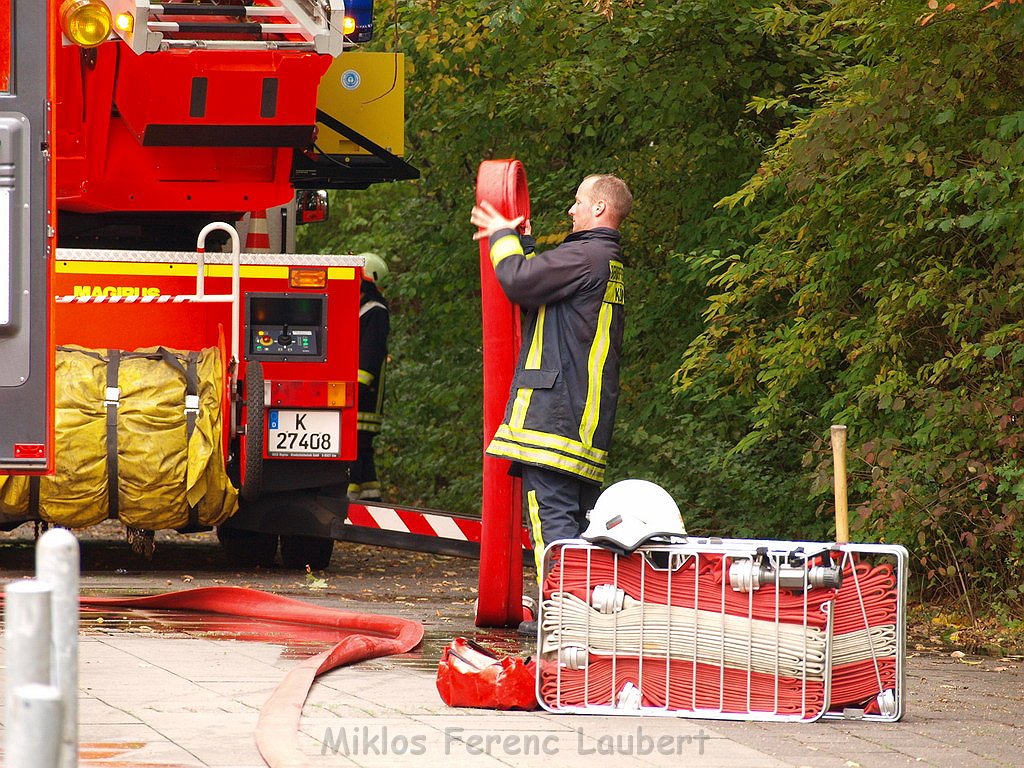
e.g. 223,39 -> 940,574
347,430 -> 381,500
520,464 -> 601,581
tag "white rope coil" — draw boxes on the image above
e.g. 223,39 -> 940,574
542,591 -> 828,679
541,591 -> 897,681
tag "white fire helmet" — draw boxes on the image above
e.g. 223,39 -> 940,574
581,479 -> 686,555
358,253 -> 388,283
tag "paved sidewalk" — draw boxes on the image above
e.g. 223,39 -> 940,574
0,532 -> 1021,767
2,620 -> 1021,768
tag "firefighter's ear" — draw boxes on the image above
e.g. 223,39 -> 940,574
593,201 -> 605,216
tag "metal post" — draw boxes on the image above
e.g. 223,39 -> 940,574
4,580 -> 54,756
8,683 -> 62,768
36,528 -> 80,768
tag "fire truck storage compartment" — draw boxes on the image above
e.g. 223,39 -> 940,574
246,293 -> 327,361
114,50 -> 329,147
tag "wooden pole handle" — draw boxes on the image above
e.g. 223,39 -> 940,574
830,424 -> 849,545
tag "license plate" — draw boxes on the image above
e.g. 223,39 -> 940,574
267,409 -> 340,458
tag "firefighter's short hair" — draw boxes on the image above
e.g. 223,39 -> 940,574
587,174 -> 633,224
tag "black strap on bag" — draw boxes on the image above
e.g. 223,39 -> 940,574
152,347 -> 201,438
105,349 -> 121,519
154,347 -> 203,528
55,347 -> 112,520
28,476 -> 41,519
183,351 -> 201,442
184,351 -> 201,528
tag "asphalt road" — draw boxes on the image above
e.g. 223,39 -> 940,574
1,522 -> 1022,767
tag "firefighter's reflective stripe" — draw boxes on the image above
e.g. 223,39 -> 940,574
490,233 -> 522,267
487,430 -> 605,483
357,368 -> 375,386
580,301 -> 614,446
348,480 -> 381,500
509,305 -> 545,428
492,423 -> 607,464
527,490 -> 544,582
357,411 -> 383,433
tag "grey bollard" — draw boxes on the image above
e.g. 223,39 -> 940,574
36,528 -> 80,768
4,579 -> 52,702
4,580 -> 54,759
7,683 -> 62,768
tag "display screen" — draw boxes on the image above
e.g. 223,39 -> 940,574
248,295 -> 325,327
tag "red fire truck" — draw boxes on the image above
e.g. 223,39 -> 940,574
0,0 -> 417,570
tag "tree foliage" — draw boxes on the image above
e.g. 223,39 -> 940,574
678,0 -> 1024,613
302,0 -> 1024,614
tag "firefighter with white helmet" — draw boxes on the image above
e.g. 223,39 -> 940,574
348,253 -> 390,500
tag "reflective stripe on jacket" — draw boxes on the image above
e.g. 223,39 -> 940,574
485,226 -> 624,483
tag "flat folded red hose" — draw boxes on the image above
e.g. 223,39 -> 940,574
78,586 -> 424,768
476,158 -> 530,628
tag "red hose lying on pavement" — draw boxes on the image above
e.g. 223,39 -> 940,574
79,586 -> 424,768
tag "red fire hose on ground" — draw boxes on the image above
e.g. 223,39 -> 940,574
475,159 -> 531,628
78,586 -> 424,768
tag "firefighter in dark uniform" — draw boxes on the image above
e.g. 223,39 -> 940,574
471,174 -> 633,611
348,253 -> 390,501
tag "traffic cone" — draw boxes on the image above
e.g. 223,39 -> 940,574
245,210 -> 271,253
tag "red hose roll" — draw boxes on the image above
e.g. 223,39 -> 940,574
475,159 -> 530,628
540,546 -> 901,715
544,548 -> 835,627
545,548 -> 899,631
541,656 -> 826,717
831,658 -> 898,709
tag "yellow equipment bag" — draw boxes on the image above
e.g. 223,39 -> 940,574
0,345 -> 238,530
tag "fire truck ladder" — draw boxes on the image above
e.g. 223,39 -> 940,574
108,0 -> 345,55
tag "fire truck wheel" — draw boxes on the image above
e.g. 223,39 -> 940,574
216,526 -> 279,568
241,361 -> 265,501
280,535 -> 334,571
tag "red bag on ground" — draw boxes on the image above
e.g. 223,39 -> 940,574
436,637 -> 539,710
